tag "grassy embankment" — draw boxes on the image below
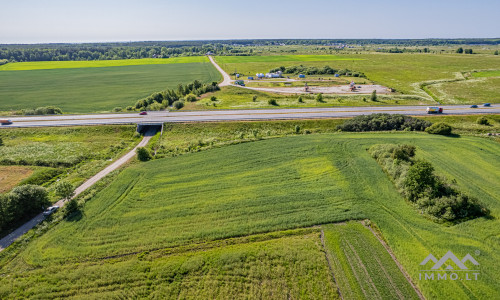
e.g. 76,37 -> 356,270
1,125 -> 499,298
0,58 -> 221,114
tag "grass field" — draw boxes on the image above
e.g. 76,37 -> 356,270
471,70 -> 500,78
0,57 -> 208,71
215,53 -> 500,101
1,130 -> 499,298
0,62 -> 220,113
428,77 -> 500,104
323,222 -> 419,299
0,166 -> 34,193
194,86 -> 431,110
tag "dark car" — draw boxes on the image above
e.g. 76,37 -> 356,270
470,105 -> 478,108
139,111 -> 147,115
483,103 -> 491,107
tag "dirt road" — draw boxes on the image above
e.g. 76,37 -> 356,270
0,128 -> 156,252
242,84 -> 390,95
208,55 -> 232,87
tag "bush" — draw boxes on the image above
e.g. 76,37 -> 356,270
136,147 -> 152,161
64,198 -> 79,217
112,107 -> 122,112
425,122 -> 452,135
316,93 -> 324,102
337,114 -> 431,132
295,125 -> 301,134
476,116 -> 490,125
0,137 -> 3,146
298,96 -> 303,103
252,95 -> 257,102
173,100 -> 184,110
211,96 -> 217,101
268,99 -> 278,106
185,94 -> 197,102
370,90 -> 377,102
126,106 -> 134,111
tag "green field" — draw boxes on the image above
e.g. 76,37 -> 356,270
0,57 -> 208,71
215,53 -> 500,102
0,62 -> 220,113
472,70 -> 500,78
323,222 -> 419,299
428,77 -> 500,104
1,130 -> 499,298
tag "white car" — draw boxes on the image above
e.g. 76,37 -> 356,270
43,206 -> 59,216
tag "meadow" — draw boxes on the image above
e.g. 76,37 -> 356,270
215,53 -> 500,103
0,62 -> 220,113
1,130 -> 499,298
0,166 -> 34,193
0,57 -> 208,71
428,77 -> 500,104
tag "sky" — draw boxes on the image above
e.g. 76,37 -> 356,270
0,0 -> 498,44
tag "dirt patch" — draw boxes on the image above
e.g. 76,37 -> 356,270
0,166 -> 34,193
241,84 -> 391,95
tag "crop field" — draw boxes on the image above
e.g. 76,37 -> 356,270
428,77 -> 500,104
0,62 -> 220,113
195,86 -> 431,110
323,222 -> 419,299
0,57 -> 208,71
215,53 -> 500,101
0,166 -> 34,193
1,131 -> 499,298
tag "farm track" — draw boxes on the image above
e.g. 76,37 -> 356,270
0,128 -> 156,252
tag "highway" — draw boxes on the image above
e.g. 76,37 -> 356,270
1,105 -> 498,128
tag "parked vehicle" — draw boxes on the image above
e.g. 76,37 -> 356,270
0,119 -> 12,125
470,105 -> 478,108
43,206 -> 59,216
139,111 -> 147,115
234,80 -> 245,86
426,107 -> 443,114
483,103 -> 491,107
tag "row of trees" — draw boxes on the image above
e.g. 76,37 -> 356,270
270,65 -> 366,77
336,113 -> 432,132
369,144 -> 487,223
133,80 -> 220,111
456,47 -> 474,54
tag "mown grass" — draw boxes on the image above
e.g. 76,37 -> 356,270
323,222 -> 419,299
196,86 -> 431,110
0,57 -> 208,71
0,63 -> 220,113
215,53 -> 500,97
1,131 -> 498,299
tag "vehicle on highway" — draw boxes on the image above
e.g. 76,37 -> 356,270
483,103 -> 491,107
470,105 -> 478,108
426,107 -> 443,114
0,119 -> 13,125
43,206 -> 59,216
139,111 -> 147,115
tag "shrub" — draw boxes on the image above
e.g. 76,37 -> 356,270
316,93 -> 324,102
64,198 -> 79,217
295,125 -> 301,134
298,96 -> 303,103
185,94 -> 197,102
268,99 -> 278,106
112,107 -> 122,112
173,100 -> 184,110
211,96 -> 217,101
425,122 -> 452,135
126,106 -> 134,111
337,114 -> 431,132
0,137 -> 3,146
476,116 -> 490,125
252,95 -> 258,102
370,90 -> 377,102
136,147 -> 152,161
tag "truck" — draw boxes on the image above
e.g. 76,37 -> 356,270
0,119 -> 12,125
234,80 -> 245,86
426,107 -> 443,114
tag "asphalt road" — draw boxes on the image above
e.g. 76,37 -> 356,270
1,105 -> 498,128
0,129 -> 156,252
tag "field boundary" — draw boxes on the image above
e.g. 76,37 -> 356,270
361,220 -> 425,300
321,229 -> 344,300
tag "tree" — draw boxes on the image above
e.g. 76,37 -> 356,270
211,96 -> 217,101
370,90 -> 377,102
495,50 -> 499,55
64,198 -> 79,217
136,147 -> 152,161
55,180 -> 75,201
173,100 -> 184,110
185,94 -> 197,102
9,185 -> 49,216
252,95 -> 258,102
298,96 -> 303,103
425,122 -> 452,135
316,93 -> 324,102
0,137 -> 3,146
464,49 -> 473,54
403,161 -> 436,201
456,47 -> 463,54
